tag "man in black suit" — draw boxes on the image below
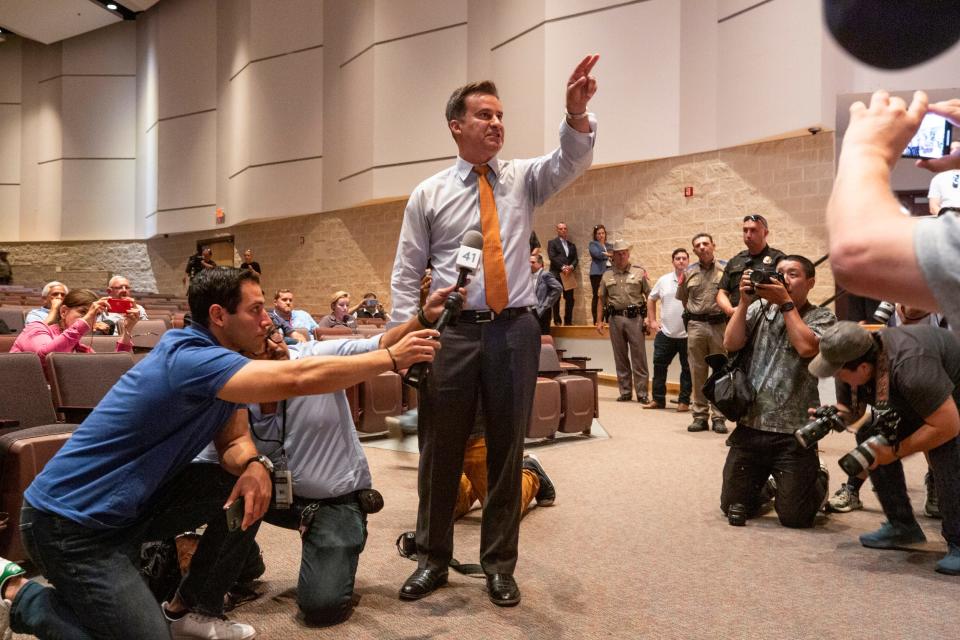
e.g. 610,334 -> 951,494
548,222 -> 578,325
530,254 -> 562,335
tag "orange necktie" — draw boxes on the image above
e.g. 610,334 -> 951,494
474,165 -> 510,313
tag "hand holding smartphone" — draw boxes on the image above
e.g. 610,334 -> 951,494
106,298 -> 134,314
902,112 -> 953,159
226,497 -> 244,532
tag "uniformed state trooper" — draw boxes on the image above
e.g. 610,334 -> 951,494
595,240 -> 652,403
676,232 -> 728,434
716,214 -> 786,315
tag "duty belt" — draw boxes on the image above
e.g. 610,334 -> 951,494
609,308 -> 640,317
685,312 -> 727,324
459,307 -> 533,323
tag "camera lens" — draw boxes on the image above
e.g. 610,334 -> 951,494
873,301 -> 896,325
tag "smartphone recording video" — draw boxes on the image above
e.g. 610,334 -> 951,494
106,298 -> 133,314
902,113 -> 953,159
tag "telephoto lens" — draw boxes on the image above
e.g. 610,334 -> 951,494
727,503 -> 747,526
872,301 -> 896,324
838,436 -> 887,476
794,405 -> 846,449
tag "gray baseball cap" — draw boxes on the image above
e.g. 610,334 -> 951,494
808,321 -> 875,378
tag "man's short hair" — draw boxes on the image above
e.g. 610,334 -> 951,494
692,232 -> 714,245
107,275 -> 128,288
274,288 -> 292,301
41,281 -> 67,298
671,248 -> 688,260
188,268 -> 260,329
535,254 -> 544,266
779,254 -> 815,279
445,81 -> 499,122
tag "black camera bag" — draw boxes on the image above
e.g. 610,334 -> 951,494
702,305 -> 764,422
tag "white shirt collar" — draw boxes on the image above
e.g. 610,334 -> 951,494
456,156 -> 501,183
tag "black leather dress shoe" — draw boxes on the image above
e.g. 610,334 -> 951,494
399,568 -> 448,600
616,394 -> 632,402
486,573 -> 521,606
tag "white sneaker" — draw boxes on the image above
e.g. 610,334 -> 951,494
827,484 -> 863,513
0,598 -> 11,640
164,604 -> 257,640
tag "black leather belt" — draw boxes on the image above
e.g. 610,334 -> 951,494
459,307 -> 532,323
609,308 -> 640,317
686,312 -> 727,324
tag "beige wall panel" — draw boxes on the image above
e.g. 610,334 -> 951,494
154,205 -> 219,237
139,126 -> 159,239
336,53 -> 375,182
61,21 -> 136,75
335,0 -> 374,64
679,0 -> 719,154
230,158 -> 323,223
373,0 -> 465,41
60,160 -> 136,240
466,0 -> 493,81
372,28 -> 465,166
0,186 -> 20,240
60,76 -> 135,158
0,105 -> 21,184
546,0 -> 642,19
157,111 -> 216,213
543,0 -> 681,163
247,48 -> 323,167
491,27 -> 545,161
223,66 -> 252,179
156,0 -> 217,118
34,162 -> 63,241
220,0 -> 251,81
249,0 -> 323,60
718,0 -> 762,17
36,79 -> 62,163
136,10 -> 159,239
37,41 -> 62,82
0,38 -> 23,103
489,0 -> 544,48
372,159 -> 455,202
717,0 -> 822,147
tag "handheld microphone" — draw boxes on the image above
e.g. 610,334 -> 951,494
404,230 -> 483,388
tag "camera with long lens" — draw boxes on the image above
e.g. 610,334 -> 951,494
838,403 -> 901,476
872,301 -> 896,325
795,405 -> 847,449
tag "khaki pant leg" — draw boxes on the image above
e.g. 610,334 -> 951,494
609,316 -> 633,396
623,316 -> 649,399
687,321 -> 712,419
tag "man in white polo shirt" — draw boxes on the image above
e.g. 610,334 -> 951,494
642,248 -> 692,412
928,140 -> 960,216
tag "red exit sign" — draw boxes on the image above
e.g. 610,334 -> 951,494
684,186 -> 694,198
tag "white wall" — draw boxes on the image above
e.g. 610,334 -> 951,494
6,0 -> 960,242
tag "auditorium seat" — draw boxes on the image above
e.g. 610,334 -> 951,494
131,319 -> 169,350
0,335 -> 15,352
356,372 -> 403,434
526,377 -> 562,439
538,345 -> 595,434
47,352 -> 135,423
314,326 -> 354,340
80,335 -> 130,352
0,308 -> 25,334
0,353 -> 63,429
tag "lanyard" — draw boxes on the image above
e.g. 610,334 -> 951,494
249,400 -> 288,464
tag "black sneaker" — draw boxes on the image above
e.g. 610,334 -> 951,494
616,394 -> 632,402
711,418 -> 728,434
687,418 -> 709,432
522,455 -> 556,506
925,470 -> 942,519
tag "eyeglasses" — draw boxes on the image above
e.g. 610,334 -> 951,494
266,324 -> 284,344
743,214 -> 768,228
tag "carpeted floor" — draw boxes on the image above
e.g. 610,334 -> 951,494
16,386 -> 959,639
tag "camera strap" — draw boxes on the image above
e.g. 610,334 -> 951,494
851,338 -> 889,413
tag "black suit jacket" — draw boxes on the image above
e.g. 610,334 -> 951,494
547,237 -> 578,274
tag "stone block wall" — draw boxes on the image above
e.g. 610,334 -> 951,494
2,131 -> 835,319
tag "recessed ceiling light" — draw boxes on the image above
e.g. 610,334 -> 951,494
106,3 -> 118,9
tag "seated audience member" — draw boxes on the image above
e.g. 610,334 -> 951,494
239,248 -> 261,275
0,267 -> 441,640
192,283 -> 461,626
11,289 -> 138,366
268,289 -> 310,343
25,281 -> 68,324
720,255 -> 836,528
0,251 -> 10,285
318,291 -> 358,330
354,292 -> 390,321
97,275 -> 148,335
809,321 -> 960,574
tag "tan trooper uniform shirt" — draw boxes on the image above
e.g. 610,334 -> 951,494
676,260 -> 726,315
598,264 -> 651,310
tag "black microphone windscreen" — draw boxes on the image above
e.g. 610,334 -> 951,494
462,230 -> 484,250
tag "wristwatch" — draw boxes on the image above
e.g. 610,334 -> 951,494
244,454 -> 274,473
779,301 -> 796,314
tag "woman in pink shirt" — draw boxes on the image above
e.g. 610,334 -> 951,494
11,288 -> 138,366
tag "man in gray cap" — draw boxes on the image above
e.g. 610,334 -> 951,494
595,240 -> 651,403
809,321 -> 960,574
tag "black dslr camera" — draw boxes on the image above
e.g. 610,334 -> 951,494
748,267 -> 785,287
795,405 -> 847,449
838,403 -> 901,476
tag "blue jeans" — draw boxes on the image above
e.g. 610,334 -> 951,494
244,496 -> 367,625
12,464 -> 259,639
651,332 -> 691,406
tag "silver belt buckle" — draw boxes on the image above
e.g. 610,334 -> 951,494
476,310 -> 494,323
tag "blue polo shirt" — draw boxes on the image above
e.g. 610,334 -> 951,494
25,324 -> 249,529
